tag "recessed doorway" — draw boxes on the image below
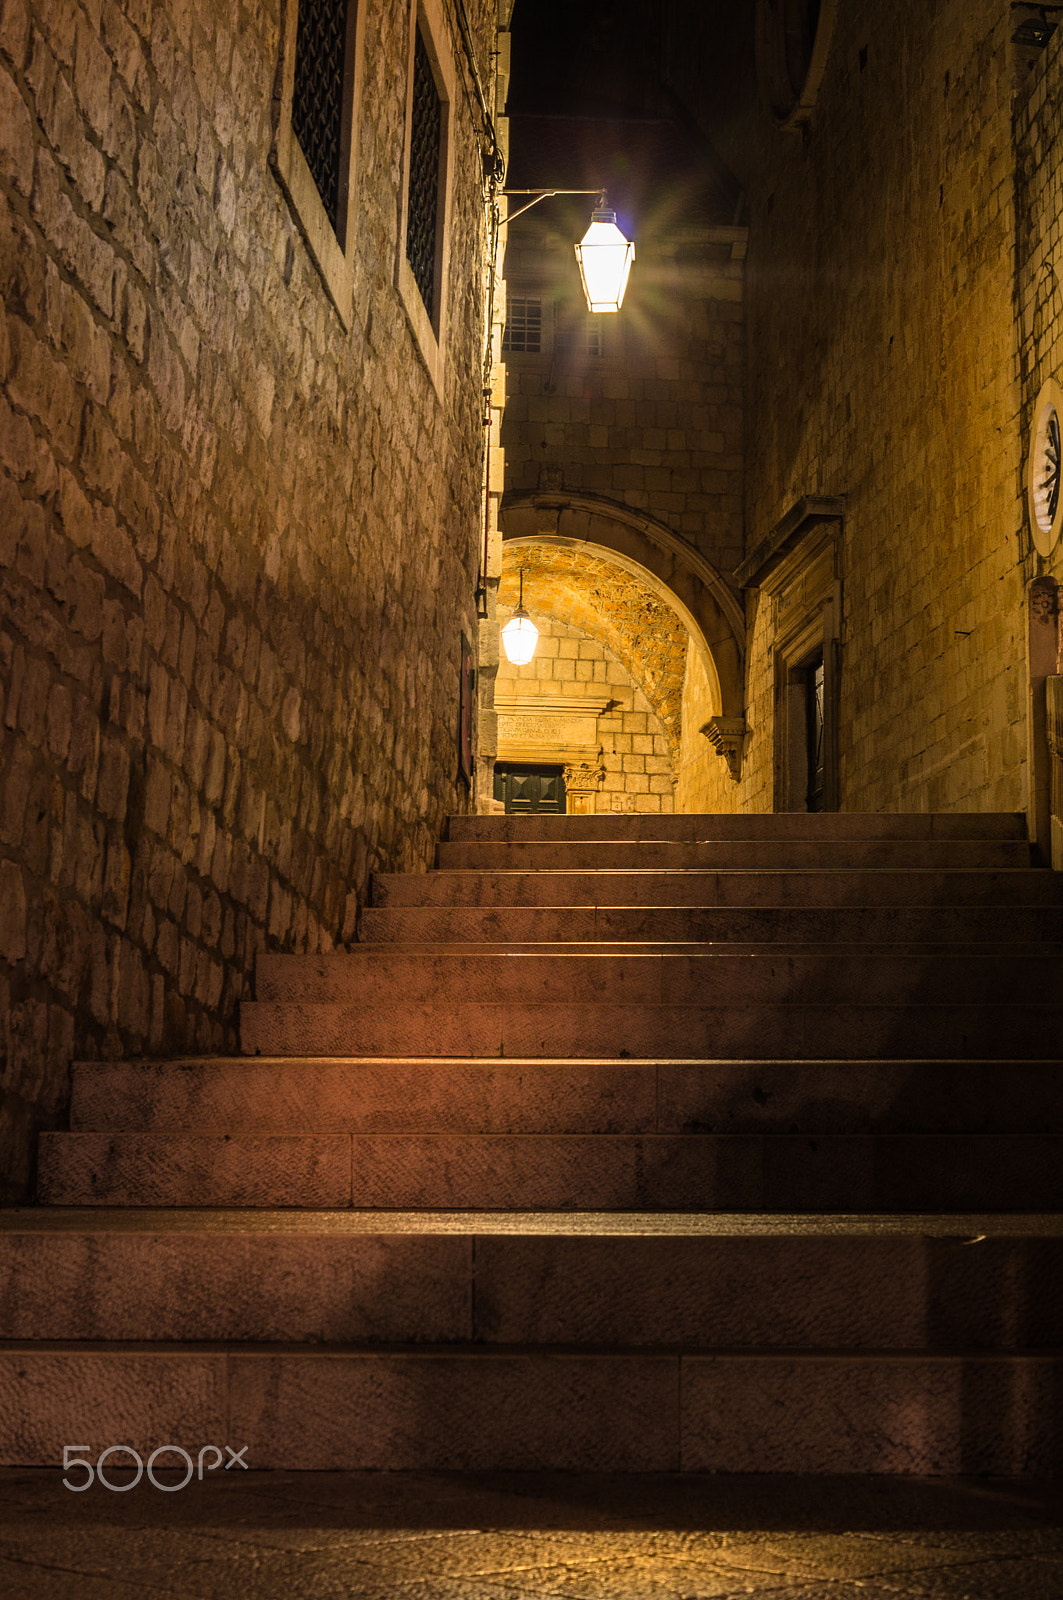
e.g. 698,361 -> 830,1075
493,763 -> 567,814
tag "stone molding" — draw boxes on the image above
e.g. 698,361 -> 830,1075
495,693 -> 608,768
701,716 -> 746,782
733,496 -> 846,590
495,696 -> 612,717
562,759 -> 606,815
506,490 -> 746,641
270,0 -> 368,328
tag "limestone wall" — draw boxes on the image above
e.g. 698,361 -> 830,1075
674,643 -> 737,813
502,226 -> 745,576
0,0 -> 500,1196
1016,20 -> 1063,862
669,0 -> 1028,816
497,215 -> 746,786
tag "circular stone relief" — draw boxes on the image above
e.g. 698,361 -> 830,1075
755,0 -> 839,129
1028,377 -> 1063,558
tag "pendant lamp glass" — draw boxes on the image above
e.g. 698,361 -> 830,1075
501,570 -> 539,665
575,198 -> 635,313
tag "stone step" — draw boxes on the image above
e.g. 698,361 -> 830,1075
372,867 -> 1063,909
66,1058 -> 1063,1136
1,1339 -> 1059,1473
253,948 -> 1062,1006
1,1211 -> 1060,1348
17,809 -> 1060,1480
358,902 -> 1063,944
36,1129 -> 1063,1210
446,812 -> 1030,842
436,839 -> 1034,871
238,998 -> 1063,1059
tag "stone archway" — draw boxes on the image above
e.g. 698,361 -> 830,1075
501,490 -> 745,723
499,542 -> 690,757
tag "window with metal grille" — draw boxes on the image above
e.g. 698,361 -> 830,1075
502,297 -> 542,354
406,26 -> 443,320
291,0 -> 355,234
554,313 -> 604,360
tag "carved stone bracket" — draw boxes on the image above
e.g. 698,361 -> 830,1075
563,759 -> 605,793
563,759 -> 606,816
702,716 -> 746,782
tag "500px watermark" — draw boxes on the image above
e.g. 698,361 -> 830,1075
62,1444 -> 249,1492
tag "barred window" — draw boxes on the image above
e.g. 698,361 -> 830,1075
555,313 -> 604,360
291,0 -> 357,234
406,26 -> 443,320
502,297 -> 543,354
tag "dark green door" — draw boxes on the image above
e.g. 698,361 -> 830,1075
493,763 -> 567,814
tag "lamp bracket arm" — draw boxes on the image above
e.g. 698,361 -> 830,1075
501,189 -> 605,226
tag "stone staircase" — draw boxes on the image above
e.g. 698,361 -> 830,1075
2,811 -> 1062,1473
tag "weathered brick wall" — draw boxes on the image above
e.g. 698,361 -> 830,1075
0,0 -> 497,1196
670,0 -> 1027,815
495,610 -> 675,813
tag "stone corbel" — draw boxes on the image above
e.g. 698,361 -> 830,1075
702,716 -> 746,782
563,758 -> 605,815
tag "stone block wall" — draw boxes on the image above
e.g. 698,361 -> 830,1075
670,0 -> 1028,815
502,224 -> 745,580
1017,19 -> 1063,860
1017,28 -> 1063,594
673,641 -> 739,813
495,611 -> 675,813
0,0 -> 499,1196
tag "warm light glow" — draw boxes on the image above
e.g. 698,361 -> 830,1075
501,609 -> 539,664
575,206 -> 635,313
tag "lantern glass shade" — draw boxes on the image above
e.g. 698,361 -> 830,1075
501,609 -> 539,665
575,206 -> 635,313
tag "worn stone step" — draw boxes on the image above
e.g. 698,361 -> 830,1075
446,812 -> 1030,843
36,1130 -> 1063,1210
372,867 -> 1063,909
436,839 -> 1034,871
1,1342 -> 1059,1473
357,902 -> 1063,944
238,998 -> 1063,1059
66,1058 -> 1063,1136
1,1212 -> 1059,1348
253,949 -> 1062,1007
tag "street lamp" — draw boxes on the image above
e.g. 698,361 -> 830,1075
574,198 -> 636,313
502,189 -> 635,313
500,569 -> 539,665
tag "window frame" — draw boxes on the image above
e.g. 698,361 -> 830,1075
501,294 -> 544,356
271,0 -> 367,328
501,287 -> 609,368
396,0 -> 455,398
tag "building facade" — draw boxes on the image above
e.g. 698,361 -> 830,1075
0,0 -> 510,1197
486,113 -> 749,814
661,0 -> 1063,834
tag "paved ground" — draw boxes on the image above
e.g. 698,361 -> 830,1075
0,1469 -> 1061,1598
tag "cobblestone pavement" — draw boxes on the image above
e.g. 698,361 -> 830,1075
0,1469 -> 1061,1599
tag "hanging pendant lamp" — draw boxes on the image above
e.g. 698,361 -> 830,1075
500,569 -> 539,664
575,195 -> 636,313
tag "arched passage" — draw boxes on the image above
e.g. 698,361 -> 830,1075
501,491 -> 745,722
500,540 -> 691,757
